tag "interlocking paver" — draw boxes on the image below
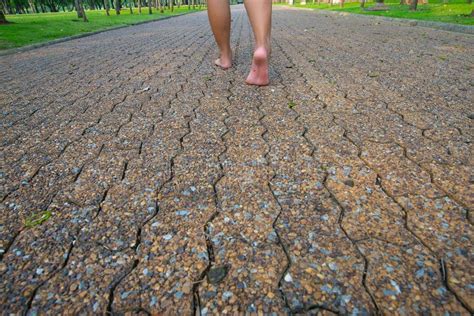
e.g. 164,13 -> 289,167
1,5 -> 473,315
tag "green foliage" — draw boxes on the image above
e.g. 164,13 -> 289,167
24,210 -> 52,228
0,7 -> 203,50
280,0 -> 474,25
288,100 -> 296,108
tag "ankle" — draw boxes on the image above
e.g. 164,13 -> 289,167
255,38 -> 270,53
253,46 -> 269,60
220,47 -> 232,58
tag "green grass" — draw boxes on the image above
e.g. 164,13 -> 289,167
0,7 -> 204,50
24,210 -> 52,228
280,0 -> 474,25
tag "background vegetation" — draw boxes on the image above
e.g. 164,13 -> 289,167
0,0 -> 206,50
0,6 -> 203,49
279,0 -> 473,25
0,0 -> 472,51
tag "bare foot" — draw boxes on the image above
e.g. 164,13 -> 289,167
245,47 -> 269,86
215,51 -> 232,70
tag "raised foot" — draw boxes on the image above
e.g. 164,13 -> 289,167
246,47 -> 269,86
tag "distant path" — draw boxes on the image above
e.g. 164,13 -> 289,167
1,5 -> 472,315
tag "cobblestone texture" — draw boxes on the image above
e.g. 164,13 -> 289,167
1,5 -> 473,315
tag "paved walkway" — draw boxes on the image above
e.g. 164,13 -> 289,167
1,5 -> 473,315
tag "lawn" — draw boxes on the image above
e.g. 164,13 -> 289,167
283,0 -> 474,25
0,7 -> 204,50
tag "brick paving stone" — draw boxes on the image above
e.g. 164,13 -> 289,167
1,5 -> 473,315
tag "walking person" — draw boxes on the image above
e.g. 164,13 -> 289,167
207,0 -> 272,86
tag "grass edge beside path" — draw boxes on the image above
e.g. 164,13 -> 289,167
0,7 -> 205,51
277,0 -> 474,26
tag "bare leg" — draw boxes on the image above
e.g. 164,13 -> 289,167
207,0 -> 232,69
244,0 -> 272,86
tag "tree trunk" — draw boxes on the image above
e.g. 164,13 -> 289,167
75,0 -> 84,17
0,10 -> 7,24
80,0 -> 88,21
192,0 -> 194,9
48,0 -> 59,12
28,0 -> 36,13
74,0 -> 88,21
1,0 -> 9,14
410,0 -> 418,10
104,0 -> 110,15
400,0 -> 406,4
159,0 -> 163,12
115,0 -> 121,13
340,0 -> 344,7
138,0 -> 141,13
360,0 -> 365,7
148,0 -> 152,13
129,0 -> 133,13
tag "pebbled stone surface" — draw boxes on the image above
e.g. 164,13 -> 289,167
0,5 -> 473,315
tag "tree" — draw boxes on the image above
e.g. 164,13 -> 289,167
148,0 -> 152,14
0,10 -> 7,24
115,0 -> 121,14
104,0 -> 110,15
74,0 -> 88,21
410,0 -> 418,10
75,0 -> 84,18
28,0 -> 36,13
80,0 -> 88,21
